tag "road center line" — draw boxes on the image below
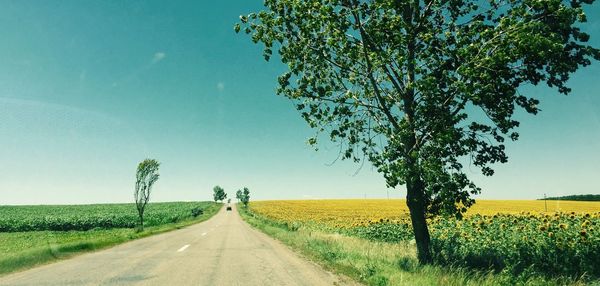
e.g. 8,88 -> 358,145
177,244 -> 190,252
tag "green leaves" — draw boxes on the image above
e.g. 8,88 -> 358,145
237,0 -> 599,219
235,187 -> 251,207
241,187 -> 251,207
134,158 -> 160,230
213,185 -> 226,202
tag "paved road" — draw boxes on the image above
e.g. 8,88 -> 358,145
0,205 -> 356,286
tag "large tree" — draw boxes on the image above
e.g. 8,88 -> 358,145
134,159 -> 160,231
237,0 -> 599,263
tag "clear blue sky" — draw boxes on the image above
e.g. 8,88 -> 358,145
1,1 -> 598,205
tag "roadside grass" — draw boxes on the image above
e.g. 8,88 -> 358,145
237,206 -> 588,286
0,202 -> 221,276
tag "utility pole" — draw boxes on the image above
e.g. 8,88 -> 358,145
544,193 -> 548,212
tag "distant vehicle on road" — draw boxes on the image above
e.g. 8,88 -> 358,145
226,203 -> 232,211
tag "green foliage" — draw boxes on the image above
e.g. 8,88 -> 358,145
191,207 -> 204,217
0,229 -> 132,275
339,213 -> 600,279
0,202 -> 214,232
307,239 -> 346,263
238,187 -> 251,207
134,159 -> 160,230
239,206 -> 589,285
368,275 -> 389,286
542,194 -> 600,201
396,257 -> 417,272
350,222 -> 414,243
286,221 -> 302,232
237,0 -> 600,219
238,0 -> 599,264
429,213 -> 600,278
213,185 -> 227,202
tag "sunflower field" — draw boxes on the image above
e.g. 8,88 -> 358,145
248,199 -> 600,279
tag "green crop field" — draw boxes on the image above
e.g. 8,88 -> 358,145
0,201 -> 213,232
0,201 -> 221,276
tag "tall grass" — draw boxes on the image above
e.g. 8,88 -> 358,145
238,206 -> 589,286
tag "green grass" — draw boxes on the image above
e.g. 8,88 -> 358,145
238,206 -> 591,286
0,202 -> 221,276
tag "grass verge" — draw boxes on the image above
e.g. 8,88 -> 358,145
238,206 -> 590,286
0,202 -> 221,276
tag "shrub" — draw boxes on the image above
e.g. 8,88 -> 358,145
191,207 -> 204,217
350,222 -> 413,243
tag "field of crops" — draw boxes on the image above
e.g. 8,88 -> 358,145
249,199 -> 600,228
0,201 -> 221,276
0,202 -> 216,232
248,199 -> 600,279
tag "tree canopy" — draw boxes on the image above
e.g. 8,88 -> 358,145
134,159 -> 160,231
213,185 -> 227,202
238,0 -> 599,263
238,187 -> 251,207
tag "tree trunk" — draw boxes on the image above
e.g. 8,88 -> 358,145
400,0 -> 432,264
139,211 -> 144,231
406,176 -> 432,264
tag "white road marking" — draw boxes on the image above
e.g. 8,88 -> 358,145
201,232 -> 207,236
177,244 -> 190,252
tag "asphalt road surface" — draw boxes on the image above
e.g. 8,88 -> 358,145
0,204 -> 356,286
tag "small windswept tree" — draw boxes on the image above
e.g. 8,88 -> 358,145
134,159 -> 160,231
213,185 -> 227,202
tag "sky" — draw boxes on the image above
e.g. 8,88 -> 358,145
0,1 -> 599,205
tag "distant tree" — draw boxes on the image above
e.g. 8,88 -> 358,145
213,185 -> 227,202
543,194 -> 600,201
236,189 -> 243,202
238,0 -> 599,263
240,187 -> 251,208
134,159 -> 160,231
